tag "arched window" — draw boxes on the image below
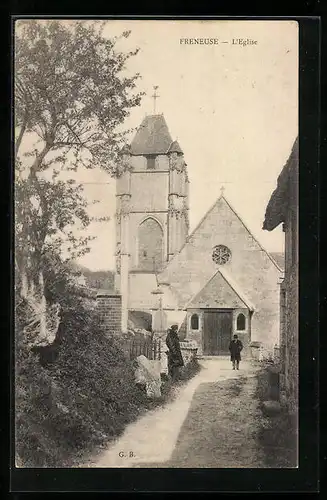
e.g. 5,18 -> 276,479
138,218 -> 163,270
191,314 -> 199,330
237,313 -> 246,331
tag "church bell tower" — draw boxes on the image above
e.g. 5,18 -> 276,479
115,111 -> 189,331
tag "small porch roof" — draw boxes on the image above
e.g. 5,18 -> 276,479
184,267 -> 255,312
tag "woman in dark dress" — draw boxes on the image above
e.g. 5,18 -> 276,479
229,334 -> 243,370
166,324 -> 184,380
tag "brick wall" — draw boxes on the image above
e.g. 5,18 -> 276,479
96,292 -> 122,335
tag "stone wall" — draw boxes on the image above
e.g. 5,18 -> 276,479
96,292 -> 122,335
180,341 -> 198,366
129,172 -> 169,212
281,266 -> 298,415
185,309 -> 203,355
159,196 -> 282,354
158,337 -> 198,374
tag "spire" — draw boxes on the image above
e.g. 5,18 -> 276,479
130,114 -> 173,155
168,140 -> 183,154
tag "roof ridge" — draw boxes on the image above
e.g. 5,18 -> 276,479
184,267 -> 254,311
183,268 -> 221,309
158,193 -> 226,276
166,140 -> 174,154
218,267 -> 255,311
221,195 -> 283,272
159,192 -> 283,280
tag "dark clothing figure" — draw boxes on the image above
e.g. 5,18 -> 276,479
166,325 -> 184,380
229,337 -> 243,370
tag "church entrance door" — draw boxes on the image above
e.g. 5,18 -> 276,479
203,310 -> 233,355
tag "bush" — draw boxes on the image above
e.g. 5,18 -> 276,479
15,256 -> 203,467
178,358 -> 202,382
15,275 -> 153,467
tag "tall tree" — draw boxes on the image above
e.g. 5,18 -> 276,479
15,20 -> 143,345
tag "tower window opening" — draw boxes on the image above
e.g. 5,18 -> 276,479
146,155 -> 156,169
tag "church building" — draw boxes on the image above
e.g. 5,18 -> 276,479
115,113 -> 283,356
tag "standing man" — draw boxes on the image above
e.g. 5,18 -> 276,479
166,324 -> 184,380
229,334 -> 243,370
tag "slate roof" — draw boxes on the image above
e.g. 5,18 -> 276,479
185,268 -> 255,311
168,140 -> 183,154
130,115 -> 174,155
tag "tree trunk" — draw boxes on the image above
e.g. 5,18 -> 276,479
38,269 -> 47,341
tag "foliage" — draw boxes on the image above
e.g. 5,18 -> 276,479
15,20 -> 143,261
14,20 -> 150,467
15,20 -> 143,174
15,255 -> 202,467
15,281 -> 152,467
178,357 -> 202,382
15,167 -> 94,279
14,19 -> 143,345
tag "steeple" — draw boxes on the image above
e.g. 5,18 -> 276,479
115,111 -> 190,330
168,140 -> 183,154
130,115 -> 173,155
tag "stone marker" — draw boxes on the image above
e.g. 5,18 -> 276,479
134,355 -> 162,399
261,400 -> 282,416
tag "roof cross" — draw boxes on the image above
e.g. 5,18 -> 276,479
220,186 -> 225,197
151,85 -> 160,114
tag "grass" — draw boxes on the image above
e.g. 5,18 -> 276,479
74,357 -> 202,466
179,357 -> 202,382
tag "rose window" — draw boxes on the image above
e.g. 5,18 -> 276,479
212,245 -> 231,265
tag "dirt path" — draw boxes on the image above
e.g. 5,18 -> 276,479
165,373 -> 266,468
85,357 -> 261,468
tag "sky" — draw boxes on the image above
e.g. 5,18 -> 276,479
18,20 -> 299,271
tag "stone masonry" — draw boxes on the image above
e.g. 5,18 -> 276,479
113,112 -> 282,359
263,137 -> 298,416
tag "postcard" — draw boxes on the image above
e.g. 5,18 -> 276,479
14,19 -> 299,473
